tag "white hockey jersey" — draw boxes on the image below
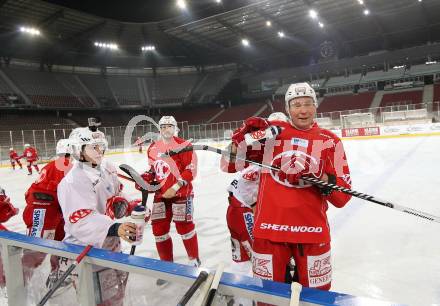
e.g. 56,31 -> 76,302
58,159 -> 122,250
227,165 -> 260,208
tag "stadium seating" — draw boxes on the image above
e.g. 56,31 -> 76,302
318,92 -> 376,113
379,90 -> 423,107
212,102 -> 266,123
152,74 -> 199,105
107,76 -> 141,106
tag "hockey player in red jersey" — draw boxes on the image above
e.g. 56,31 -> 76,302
21,139 -> 73,284
225,83 -> 352,291
9,148 -> 23,170
0,186 -> 20,288
141,115 -> 200,271
21,143 -> 39,175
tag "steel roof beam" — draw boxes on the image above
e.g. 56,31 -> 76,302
38,9 -> 64,29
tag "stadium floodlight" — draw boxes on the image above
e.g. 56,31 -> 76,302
363,9 -> 370,15
177,0 -> 187,10
318,22 -> 324,28
241,38 -> 250,47
426,61 -> 437,65
141,45 -> 156,52
266,20 -> 272,27
94,41 -> 119,50
215,0 -> 221,3
358,0 -> 364,4
19,26 -> 41,36
309,9 -> 318,19
278,31 -> 285,38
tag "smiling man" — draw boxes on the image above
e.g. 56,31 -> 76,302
224,82 -> 352,292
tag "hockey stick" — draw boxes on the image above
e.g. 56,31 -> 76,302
176,270 -> 209,306
289,282 -> 302,306
118,173 -> 134,182
162,144 -> 440,224
119,164 -> 149,255
204,262 -> 225,306
192,273 -> 214,306
38,244 -> 93,306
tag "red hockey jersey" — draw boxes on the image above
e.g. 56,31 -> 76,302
147,137 -> 197,198
253,122 -> 352,244
9,150 -> 19,160
22,147 -> 38,162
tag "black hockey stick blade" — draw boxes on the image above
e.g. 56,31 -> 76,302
177,270 -> 209,306
119,164 -> 149,191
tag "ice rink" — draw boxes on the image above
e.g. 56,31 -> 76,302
1,134 -> 440,306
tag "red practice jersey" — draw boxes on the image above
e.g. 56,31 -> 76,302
22,147 -> 38,162
253,122 -> 352,244
147,137 -> 197,198
9,150 -> 19,160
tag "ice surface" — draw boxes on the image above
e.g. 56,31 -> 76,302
1,136 -> 439,305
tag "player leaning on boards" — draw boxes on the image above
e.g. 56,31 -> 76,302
57,127 -> 140,305
225,82 -> 352,291
138,116 -> 200,274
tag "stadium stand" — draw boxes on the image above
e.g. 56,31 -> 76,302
191,70 -> 236,104
79,74 -> 117,107
54,73 -> 96,107
326,73 -> 362,88
2,68 -> 91,108
152,74 -> 200,105
172,105 -> 222,124
379,90 -> 423,107
318,92 -> 376,113
361,68 -> 406,83
212,101 -> 266,123
107,76 -> 141,106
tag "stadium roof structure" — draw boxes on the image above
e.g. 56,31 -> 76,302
0,0 -> 440,70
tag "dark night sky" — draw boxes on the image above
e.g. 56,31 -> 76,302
43,0 -> 252,22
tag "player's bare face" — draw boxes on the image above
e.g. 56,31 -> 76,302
288,97 -> 316,130
160,124 -> 175,140
82,143 -> 104,165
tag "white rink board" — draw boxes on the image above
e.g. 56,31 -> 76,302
1,135 -> 440,305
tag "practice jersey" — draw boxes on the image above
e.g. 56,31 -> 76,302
9,150 -> 19,160
227,165 -> 260,208
253,122 -> 352,244
22,147 -> 38,162
147,136 -> 197,198
57,159 -> 122,249
25,157 -> 72,205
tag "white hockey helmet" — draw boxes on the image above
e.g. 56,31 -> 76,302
158,116 -> 177,127
68,127 -> 108,157
56,139 -> 72,155
24,143 -> 30,148
285,82 -> 318,110
9,147 -> 13,151
268,112 -> 288,122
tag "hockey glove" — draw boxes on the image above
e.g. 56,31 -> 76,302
318,174 -> 336,196
231,117 -> 269,146
135,170 -> 156,191
0,195 -> 19,223
106,196 -> 129,220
